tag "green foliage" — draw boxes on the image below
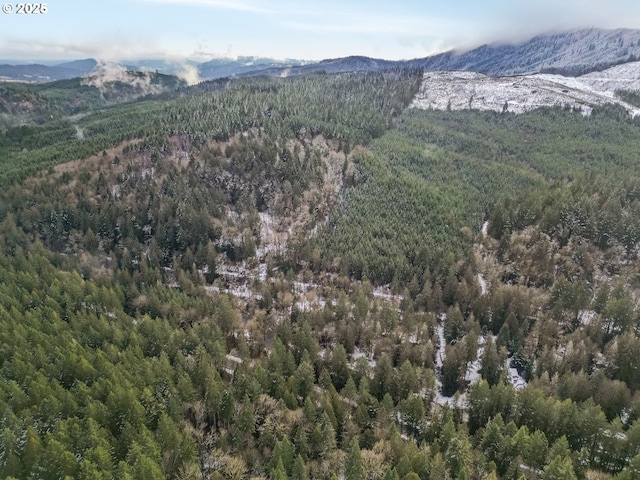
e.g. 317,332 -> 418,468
5,70 -> 640,479
615,89 -> 640,109
542,455 -> 577,480
0,69 -> 421,185
0,247 -> 228,478
345,438 -> 365,480
480,335 -> 506,386
445,433 -> 472,480
316,106 -> 640,288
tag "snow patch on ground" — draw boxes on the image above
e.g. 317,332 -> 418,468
258,263 -> 267,282
578,309 -> 596,325
211,262 -> 264,300
506,360 -> 527,390
478,274 -> 488,296
293,281 -> 320,292
464,335 -> 486,386
411,64 -> 640,116
435,319 -> 446,371
576,61 -> 640,93
293,280 -> 328,311
372,285 -> 403,304
256,212 -> 281,258
352,346 -> 377,369
434,315 -> 459,407
433,325 -> 528,407
295,296 -> 326,312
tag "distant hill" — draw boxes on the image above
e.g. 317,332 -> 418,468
242,28 -> 640,78
3,28 -> 640,84
0,70 -> 185,128
237,55 -> 395,78
0,59 -> 98,82
197,56 -> 307,80
0,56 -> 306,83
54,59 -> 99,75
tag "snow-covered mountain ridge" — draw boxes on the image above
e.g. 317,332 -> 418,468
411,61 -> 640,116
239,28 -> 640,79
412,28 -> 640,76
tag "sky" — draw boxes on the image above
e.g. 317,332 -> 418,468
2,0 -> 640,62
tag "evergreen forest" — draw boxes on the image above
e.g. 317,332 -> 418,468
1,68 -> 640,479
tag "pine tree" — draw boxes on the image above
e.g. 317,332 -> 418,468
480,335 -> 505,386
445,433 -> 472,480
383,468 -> 400,480
292,455 -> 308,480
270,457 -> 287,480
542,455 -> 577,480
294,358 -> 315,402
330,343 -> 350,391
22,427 -> 43,476
344,438 -> 365,480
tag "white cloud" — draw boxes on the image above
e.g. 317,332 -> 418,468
176,63 -> 201,85
3,1 -> 640,63
283,14 -> 468,37
135,0 -> 273,13
0,37 -> 183,62
484,1 -> 640,41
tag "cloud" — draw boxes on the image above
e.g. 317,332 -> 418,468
83,61 -> 169,96
0,37 -> 168,62
135,0 -> 273,13
3,0 -> 640,63
176,63 -> 201,85
474,0 -> 640,43
283,14 -> 467,37
0,39 -> 100,60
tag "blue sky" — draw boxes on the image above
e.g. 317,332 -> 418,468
2,0 -> 640,62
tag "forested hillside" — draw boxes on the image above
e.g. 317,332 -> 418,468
2,68 -> 640,479
0,72 -> 185,129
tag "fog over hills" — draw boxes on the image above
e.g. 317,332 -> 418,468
3,28 -> 640,83
0,57 -> 304,84
411,27 -> 640,76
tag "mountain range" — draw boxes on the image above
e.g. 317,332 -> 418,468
0,56 -> 306,83
3,28 -> 640,83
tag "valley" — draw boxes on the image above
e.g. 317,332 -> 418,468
3,31 -> 640,480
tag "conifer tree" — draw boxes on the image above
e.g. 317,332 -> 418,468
345,438 -> 365,480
